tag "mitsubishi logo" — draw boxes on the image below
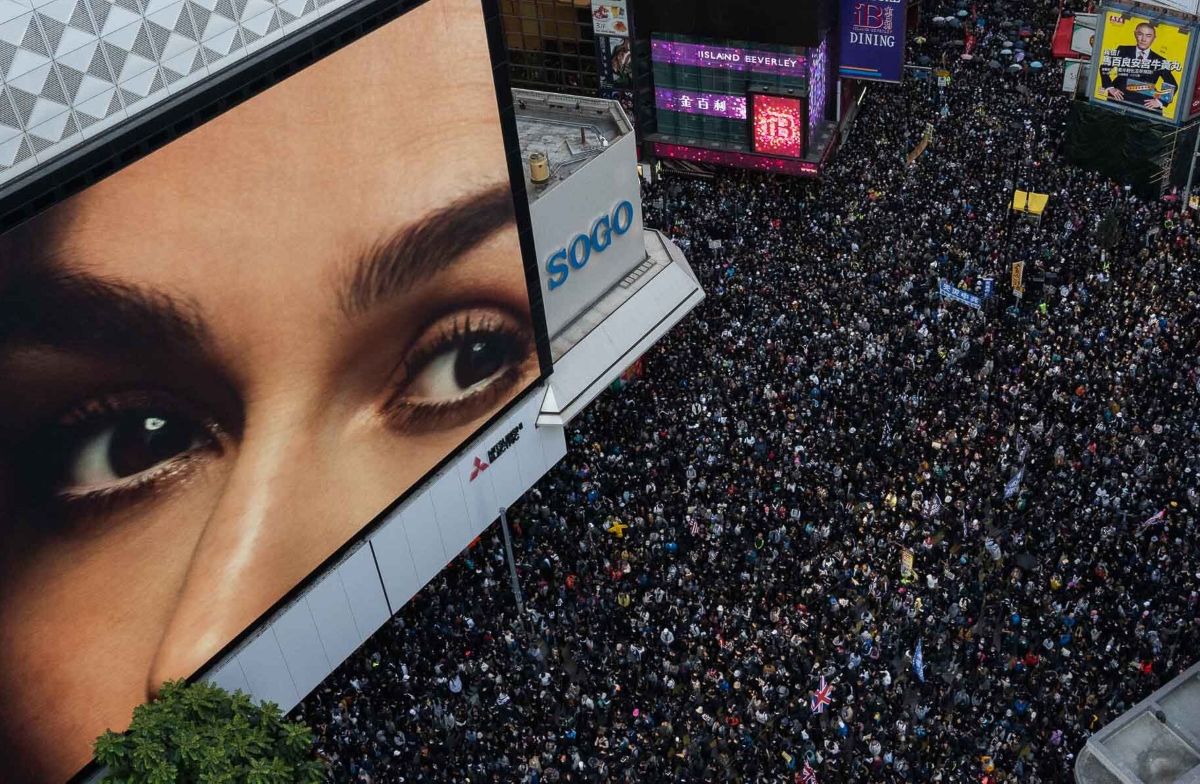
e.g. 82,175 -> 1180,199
470,456 -> 489,481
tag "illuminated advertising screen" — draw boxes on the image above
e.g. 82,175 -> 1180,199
651,33 -> 808,146
752,93 -> 806,157
0,0 -> 543,780
1091,7 -> 1195,123
838,0 -> 907,83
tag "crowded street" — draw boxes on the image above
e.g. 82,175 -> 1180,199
296,1 -> 1200,782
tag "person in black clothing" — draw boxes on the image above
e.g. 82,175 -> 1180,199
296,1 -> 1200,782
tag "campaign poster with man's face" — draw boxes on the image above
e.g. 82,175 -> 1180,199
1093,10 -> 1192,122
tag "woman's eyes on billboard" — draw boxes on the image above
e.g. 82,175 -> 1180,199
16,304 -> 533,524
383,306 -> 534,433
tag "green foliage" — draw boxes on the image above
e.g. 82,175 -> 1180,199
94,680 -> 325,784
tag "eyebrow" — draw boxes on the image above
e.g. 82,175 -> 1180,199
339,182 -> 517,318
0,182 -> 518,353
0,266 -> 210,358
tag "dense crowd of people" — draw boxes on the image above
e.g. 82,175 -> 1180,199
294,0 -> 1200,781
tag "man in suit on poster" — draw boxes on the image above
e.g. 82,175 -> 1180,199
1100,22 -> 1179,114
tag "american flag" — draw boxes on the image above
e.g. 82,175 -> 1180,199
801,760 -> 818,783
810,676 -> 833,714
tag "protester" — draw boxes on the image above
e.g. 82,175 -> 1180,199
294,0 -> 1200,781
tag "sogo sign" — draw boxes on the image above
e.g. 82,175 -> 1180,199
545,200 -> 635,291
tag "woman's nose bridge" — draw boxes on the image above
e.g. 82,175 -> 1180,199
146,417 -> 330,698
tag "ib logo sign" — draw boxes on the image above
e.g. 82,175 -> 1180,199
546,200 -> 635,291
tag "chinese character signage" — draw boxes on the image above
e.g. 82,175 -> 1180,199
939,279 -> 983,310
839,0 -> 907,83
655,88 -> 747,119
590,0 -> 629,36
751,93 -> 806,158
1092,7 -> 1194,123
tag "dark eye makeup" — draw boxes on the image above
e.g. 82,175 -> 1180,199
8,308 -> 534,522
382,308 -> 535,433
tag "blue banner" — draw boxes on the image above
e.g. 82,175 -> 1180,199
939,279 -> 982,310
839,0 -> 907,83
981,277 -> 995,298
1004,468 -> 1024,499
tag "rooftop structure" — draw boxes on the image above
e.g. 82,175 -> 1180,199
513,89 -> 631,202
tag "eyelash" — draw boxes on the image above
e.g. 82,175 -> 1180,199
18,311 -> 533,518
382,310 -> 532,432
24,392 -> 225,520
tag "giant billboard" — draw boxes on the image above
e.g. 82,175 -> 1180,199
751,92 -> 807,157
651,34 -> 809,147
1091,7 -> 1195,122
838,0 -> 907,83
0,0 -> 545,780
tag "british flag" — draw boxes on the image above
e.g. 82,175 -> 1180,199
800,760 -> 818,783
810,676 -> 833,714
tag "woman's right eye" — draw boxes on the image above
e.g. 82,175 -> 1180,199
54,408 -> 220,499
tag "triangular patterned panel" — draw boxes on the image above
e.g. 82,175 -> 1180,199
0,135 -> 34,167
278,8 -> 295,24
145,20 -> 170,52
112,0 -> 141,13
148,67 -> 164,94
303,0 -> 316,14
19,16 -> 49,56
86,41 -> 114,81
61,111 -> 79,139
200,44 -> 222,64
174,4 -> 198,40
36,14 -> 66,52
0,39 -> 15,75
27,107 -> 71,146
130,24 -> 155,60
241,10 -> 272,37
55,63 -> 83,101
68,0 -> 97,35
15,135 -> 33,165
212,0 -> 234,20
6,86 -> 36,125
99,41 -> 126,77
76,110 -> 97,127
29,131 -> 57,152
0,14 -> 33,48
188,47 -> 203,73
161,64 -> 182,84
231,0 -> 248,19
39,68 -> 68,104
105,88 -> 122,116
187,2 -> 210,34
240,23 -> 258,44
266,10 -> 279,34
275,0 -> 306,19
0,90 -> 18,129
86,0 -> 110,30
117,87 -> 140,107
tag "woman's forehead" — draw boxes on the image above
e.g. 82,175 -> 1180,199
38,3 -> 508,281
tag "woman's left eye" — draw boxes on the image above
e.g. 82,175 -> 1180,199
385,309 -> 534,431
406,331 -> 522,401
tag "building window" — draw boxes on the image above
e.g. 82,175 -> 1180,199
500,0 -> 598,96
